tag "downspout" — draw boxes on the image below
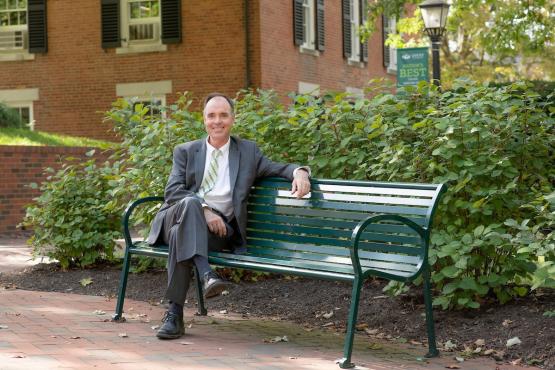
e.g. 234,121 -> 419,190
244,0 -> 251,88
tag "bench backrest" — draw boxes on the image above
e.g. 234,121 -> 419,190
246,177 -> 445,278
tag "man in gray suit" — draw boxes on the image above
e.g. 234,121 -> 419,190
147,93 -> 311,339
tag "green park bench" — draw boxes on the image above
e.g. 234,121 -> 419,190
113,177 -> 446,368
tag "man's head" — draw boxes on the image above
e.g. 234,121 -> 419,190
203,93 -> 235,147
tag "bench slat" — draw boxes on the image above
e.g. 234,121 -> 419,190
245,246 -> 419,273
251,188 -> 434,207
248,213 -> 421,235
248,197 -> 430,216
247,234 -> 422,256
256,178 -> 440,192
247,221 -> 422,245
246,238 -> 422,265
248,204 -> 428,225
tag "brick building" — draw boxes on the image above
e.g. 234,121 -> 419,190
0,0 -> 396,140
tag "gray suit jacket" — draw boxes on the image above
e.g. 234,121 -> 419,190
147,136 -> 301,247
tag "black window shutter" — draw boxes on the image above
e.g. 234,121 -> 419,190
382,15 -> 390,67
161,0 -> 181,44
360,0 -> 368,62
293,0 -> 304,46
316,0 -> 325,51
342,0 -> 351,58
28,0 -> 47,53
101,0 -> 120,48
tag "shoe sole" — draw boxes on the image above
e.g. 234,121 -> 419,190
156,330 -> 185,339
204,281 -> 232,299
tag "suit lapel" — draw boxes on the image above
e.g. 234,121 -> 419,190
195,139 -> 207,190
229,137 -> 240,195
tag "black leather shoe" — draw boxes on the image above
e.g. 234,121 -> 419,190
203,271 -> 231,299
156,311 -> 185,339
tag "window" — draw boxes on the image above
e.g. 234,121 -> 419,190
0,88 -> 38,128
0,0 -> 27,52
101,0 -> 181,52
124,0 -> 160,44
293,0 -> 324,53
115,80 -> 171,116
131,95 -> 164,116
383,15 -> 397,72
342,0 -> 368,64
7,102 -> 33,128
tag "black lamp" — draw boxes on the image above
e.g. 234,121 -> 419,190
419,0 -> 450,87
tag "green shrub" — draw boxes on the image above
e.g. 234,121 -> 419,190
22,151 -> 121,269
0,102 -> 24,128
24,81 -> 554,309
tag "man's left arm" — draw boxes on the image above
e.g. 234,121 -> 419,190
254,145 -> 311,199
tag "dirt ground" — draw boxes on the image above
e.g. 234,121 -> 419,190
1,261 -> 553,369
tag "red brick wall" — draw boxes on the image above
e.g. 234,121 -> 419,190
258,2 -> 391,93
0,1 -> 391,141
0,0 -> 247,140
0,146 -> 110,236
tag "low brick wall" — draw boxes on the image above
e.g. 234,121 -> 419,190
0,146 -> 111,236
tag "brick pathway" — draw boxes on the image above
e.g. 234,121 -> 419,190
0,288 -> 531,370
0,239 -> 538,370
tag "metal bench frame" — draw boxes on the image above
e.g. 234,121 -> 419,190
113,177 -> 446,368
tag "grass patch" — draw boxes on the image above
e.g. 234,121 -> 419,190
0,128 -> 115,149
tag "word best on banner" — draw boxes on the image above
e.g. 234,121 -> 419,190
397,47 -> 429,87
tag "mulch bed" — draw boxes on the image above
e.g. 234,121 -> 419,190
1,261 -> 553,369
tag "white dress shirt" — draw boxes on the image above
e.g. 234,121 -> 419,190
201,137 -> 309,218
202,138 -> 233,218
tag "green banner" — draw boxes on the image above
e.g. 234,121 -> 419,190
397,47 -> 429,87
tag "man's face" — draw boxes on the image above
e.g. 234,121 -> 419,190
203,96 -> 234,144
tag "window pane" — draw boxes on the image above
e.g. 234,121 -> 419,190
9,10 -> 17,25
151,1 -> 159,17
8,0 -> 16,10
0,0 -> 6,10
0,13 -> 8,26
20,107 -> 30,124
19,10 -> 25,24
17,0 -> 25,9
129,2 -> 140,18
141,1 -> 150,17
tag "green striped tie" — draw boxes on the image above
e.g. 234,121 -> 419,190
198,149 -> 222,198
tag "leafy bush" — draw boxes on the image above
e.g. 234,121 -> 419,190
234,80 -> 554,309
0,102 -> 23,128
24,80 -> 554,309
22,151 -> 121,269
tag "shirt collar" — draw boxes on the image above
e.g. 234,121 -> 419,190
205,136 -> 230,156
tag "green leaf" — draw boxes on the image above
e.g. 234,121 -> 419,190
79,277 -> 93,287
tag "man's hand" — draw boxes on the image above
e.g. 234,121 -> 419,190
291,169 -> 311,199
204,208 -> 227,237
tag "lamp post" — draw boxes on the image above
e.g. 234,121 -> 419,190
419,0 -> 450,87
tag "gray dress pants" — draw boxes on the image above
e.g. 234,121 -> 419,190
161,197 -> 234,305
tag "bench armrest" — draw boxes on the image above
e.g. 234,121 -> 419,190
349,214 -> 428,275
122,196 -> 164,248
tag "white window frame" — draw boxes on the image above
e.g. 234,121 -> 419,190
115,80 -> 171,117
298,81 -> 320,96
300,0 -> 316,51
386,16 -> 398,73
117,0 -> 166,54
348,0 -> 361,63
0,0 -> 33,61
0,87 -> 38,129
6,101 -> 34,129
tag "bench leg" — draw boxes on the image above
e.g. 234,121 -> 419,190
338,277 -> 362,369
193,266 -> 207,316
112,248 -> 132,322
423,265 -> 439,357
